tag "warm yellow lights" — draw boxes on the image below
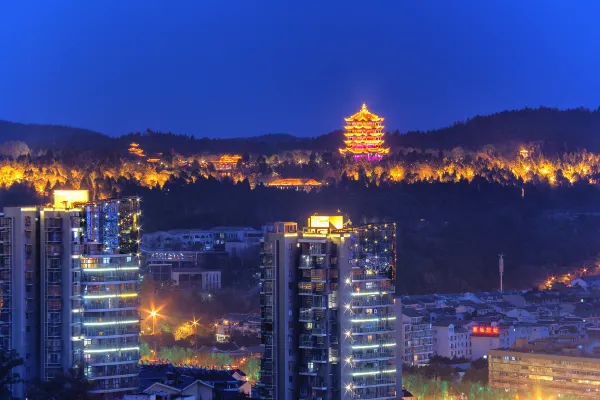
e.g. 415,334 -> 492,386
53,190 -> 89,208
267,178 -> 322,189
129,142 -> 145,157
339,103 -> 390,159
308,215 -> 344,230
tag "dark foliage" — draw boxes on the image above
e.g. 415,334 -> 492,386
26,369 -> 99,400
0,349 -> 23,398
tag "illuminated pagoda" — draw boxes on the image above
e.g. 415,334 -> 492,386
128,142 -> 145,157
339,103 -> 390,161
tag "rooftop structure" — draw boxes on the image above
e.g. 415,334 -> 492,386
339,103 -> 390,161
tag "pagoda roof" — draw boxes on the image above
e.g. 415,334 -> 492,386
344,103 -> 384,122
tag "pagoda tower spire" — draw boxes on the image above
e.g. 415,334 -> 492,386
339,103 -> 390,161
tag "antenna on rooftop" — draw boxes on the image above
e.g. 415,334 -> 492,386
498,253 -> 505,292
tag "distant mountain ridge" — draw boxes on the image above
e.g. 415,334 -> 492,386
2,106 -> 600,154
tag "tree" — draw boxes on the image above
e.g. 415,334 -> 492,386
462,357 -> 489,384
0,349 -> 23,398
26,369 -> 98,400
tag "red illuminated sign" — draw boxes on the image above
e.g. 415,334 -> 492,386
471,325 -> 499,337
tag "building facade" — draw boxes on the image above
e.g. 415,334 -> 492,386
432,322 -> 472,360
257,216 -> 402,400
489,343 -> 600,398
401,309 -> 434,366
0,191 -> 141,399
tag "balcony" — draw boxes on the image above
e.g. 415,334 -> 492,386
351,338 -> 396,348
299,255 -> 325,269
45,245 -> 62,257
299,366 -> 318,376
351,297 -> 394,308
310,325 -> 327,336
299,334 -> 315,349
351,324 -> 395,336
299,309 -> 320,322
351,387 -> 396,400
299,287 -> 317,296
352,349 -> 395,362
351,273 -> 390,282
352,377 -> 396,389
308,352 -> 328,364
311,379 -> 327,390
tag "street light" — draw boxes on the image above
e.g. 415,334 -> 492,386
191,318 -> 199,350
150,310 -> 158,335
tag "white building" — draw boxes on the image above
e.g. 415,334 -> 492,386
432,322 -> 472,360
142,229 -> 219,251
401,308 -> 434,366
209,226 -> 262,256
171,267 -> 221,291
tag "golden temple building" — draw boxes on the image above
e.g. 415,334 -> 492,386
128,142 -> 145,157
213,154 -> 242,171
267,178 -> 322,192
339,103 -> 390,161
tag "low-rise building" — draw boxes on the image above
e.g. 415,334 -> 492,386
171,267 -> 221,291
432,321 -> 472,360
489,339 -> 600,398
402,308 -> 434,366
214,313 -> 260,342
131,363 -> 251,400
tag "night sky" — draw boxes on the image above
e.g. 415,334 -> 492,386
1,1 -> 599,137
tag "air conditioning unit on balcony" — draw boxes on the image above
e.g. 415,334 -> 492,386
374,309 -> 377,313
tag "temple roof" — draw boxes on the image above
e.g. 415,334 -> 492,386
268,178 -> 322,186
344,103 -> 384,122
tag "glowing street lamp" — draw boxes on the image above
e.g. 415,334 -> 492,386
191,318 -> 199,350
149,310 -> 158,335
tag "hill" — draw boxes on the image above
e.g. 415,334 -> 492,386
390,107 -> 600,153
3,107 -> 600,154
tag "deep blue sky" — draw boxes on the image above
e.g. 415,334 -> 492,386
1,1 -> 599,138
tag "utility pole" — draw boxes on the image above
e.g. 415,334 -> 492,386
498,254 -> 505,292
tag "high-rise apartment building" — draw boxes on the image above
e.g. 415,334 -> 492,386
257,215 -> 402,400
0,190 -> 141,399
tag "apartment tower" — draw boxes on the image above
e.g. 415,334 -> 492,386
0,190 -> 141,399
258,215 -> 401,400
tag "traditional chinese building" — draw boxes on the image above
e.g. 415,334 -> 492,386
339,103 -> 390,161
266,178 -> 322,192
213,154 -> 242,172
128,142 -> 145,157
